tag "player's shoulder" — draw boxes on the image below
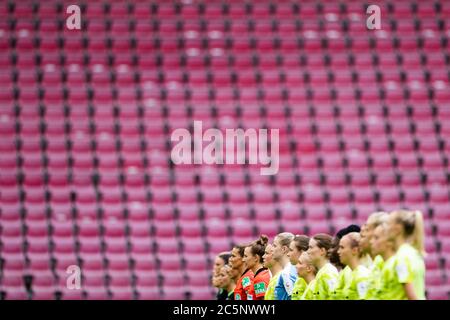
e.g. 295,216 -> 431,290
255,268 -> 271,280
323,263 -> 339,277
262,268 -> 271,279
355,265 -> 371,278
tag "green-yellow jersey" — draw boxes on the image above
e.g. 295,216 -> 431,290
332,266 -> 352,300
370,255 -> 384,272
343,265 -> 371,300
378,255 -> 402,299
378,244 -> 425,300
311,263 -> 339,300
366,255 -> 384,300
395,243 -> 426,299
360,254 -> 373,269
291,277 -> 307,300
264,271 -> 280,300
300,279 -> 316,300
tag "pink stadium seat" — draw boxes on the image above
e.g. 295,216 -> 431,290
189,287 -> 215,300
425,238 -> 438,254
85,287 -> 110,300
440,238 -> 450,253
33,286 -> 56,300
111,287 -> 134,300
306,220 -> 332,236
185,255 -> 210,272
427,286 -> 450,300
163,287 -> 187,300
61,289 -> 83,300
179,220 -> 203,238
426,270 -> 445,286
137,287 -> 160,300
188,270 -> 211,287
156,238 -> 180,255
3,287 -> 28,300
158,253 -> 182,271
230,219 -> 254,238
206,238 -> 231,254
437,223 -> 450,237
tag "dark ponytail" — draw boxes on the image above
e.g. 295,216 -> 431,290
249,235 -> 269,263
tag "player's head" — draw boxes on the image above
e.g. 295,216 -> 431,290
212,252 -> 230,288
371,222 -> 393,257
287,235 -> 309,266
331,225 -> 361,269
360,211 -> 389,255
296,252 -> 317,279
262,243 -> 275,269
388,210 -> 426,256
243,235 -> 269,270
338,232 -> 362,267
218,264 -> 233,290
272,232 -> 294,261
307,233 -> 333,268
228,261 -> 241,281
213,252 -> 231,276
230,244 -> 247,271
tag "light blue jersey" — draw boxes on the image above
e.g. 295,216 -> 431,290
274,263 -> 298,300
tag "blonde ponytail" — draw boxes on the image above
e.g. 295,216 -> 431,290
391,210 -> 426,257
411,210 -> 426,257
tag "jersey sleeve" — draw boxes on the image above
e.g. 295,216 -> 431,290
356,280 -> 370,299
234,276 -> 248,300
275,273 -> 283,300
395,255 -> 413,284
254,275 -> 270,300
282,270 -> 295,296
242,275 -> 255,300
355,268 -> 371,300
274,273 -> 288,300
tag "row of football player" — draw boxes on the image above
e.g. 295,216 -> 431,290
211,209 -> 425,300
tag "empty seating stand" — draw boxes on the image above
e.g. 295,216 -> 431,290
0,0 -> 450,299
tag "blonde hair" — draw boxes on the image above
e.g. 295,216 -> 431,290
373,221 -> 394,253
275,232 -> 294,247
300,252 -> 318,275
391,210 -> 426,257
374,221 -> 390,242
367,211 -> 389,229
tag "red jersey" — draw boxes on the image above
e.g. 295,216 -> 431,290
252,268 -> 271,300
234,269 -> 254,300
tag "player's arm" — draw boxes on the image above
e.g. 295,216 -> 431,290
254,285 -> 265,301
403,282 -> 418,300
255,277 -> 269,300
